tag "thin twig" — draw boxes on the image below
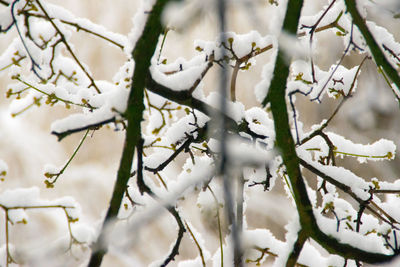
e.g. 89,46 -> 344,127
160,208 -> 186,267
300,56 -> 369,146
303,0 -> 337,83
35,0 -> 101,93
184,221 -> 206,267
52,117 -> 116,141
208,185 -> 224,267
44,129 -> 90,187
299,158 -> 400,230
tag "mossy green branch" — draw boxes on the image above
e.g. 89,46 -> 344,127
263,0 -> 400,265
344,0 -> 400,99
262,2 -> 313,266
87,1 -> 170,266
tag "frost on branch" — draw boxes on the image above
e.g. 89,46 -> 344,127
0,187 -> 93,265
1,0 -> 400,266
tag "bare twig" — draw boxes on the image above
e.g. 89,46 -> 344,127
52,117 -> 116,141
35,0 -> 101,93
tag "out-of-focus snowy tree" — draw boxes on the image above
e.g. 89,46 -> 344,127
1,0 -> 400,266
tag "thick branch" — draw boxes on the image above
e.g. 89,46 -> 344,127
51,75 -> 265,141
286,229 -> 307,267
87,1 -> 169,266
262,0 -> 400,264
344,0 -> 400,99
145,75 -> 267,140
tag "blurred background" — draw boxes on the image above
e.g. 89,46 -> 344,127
1,0 -> 400,266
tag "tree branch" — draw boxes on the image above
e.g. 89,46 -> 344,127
22,12 -> 124,49
35,0 -> 101,94
299,158 -> 399,229
52,117 -> 116,141
262,0 -> 400,264
145,135 -> 195,174
160,207 -> 186,267
87,1 -> 170,266
344,0 -> 400,100
286,229 -> 307,267
137,136 -> 186,266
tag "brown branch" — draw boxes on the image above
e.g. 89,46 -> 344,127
382,44 -> 400,63
230,61 -> 240,102
372,189 -> 400,194
230,44 -> 273,102
188,54 -> 214,94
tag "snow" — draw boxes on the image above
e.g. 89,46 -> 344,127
227,31 -> 274,59
0,187 -> 82,226
2,0 -> 400,265
163,111 -> 207,144
304,157 -> 371,200
254,52 -> 277,103
0,39 -> 26,75
212,242 -> 233,267
197,180 -> 224,211
300,0 -> 347,37
327,132 -> 396,163
226,135 -> 275,166
151,59 -> 209,91
243,228 -> 285,259
205,92 -> 245,123
51,106 -> 112,133
244,106 -> 275,146
315,213 -> 388,254
178,220 -> 211,266
43,163 -> 60,175
126,0 -> 156,54
0,3 -> 13,32
379,194 -> 400,223
279,32 -> 309,61
30,18 -> 56,45
0,187 -> 43,207
44,2 -> 128,49
272,216 -> 301,267
162,156 -> 214,199
71,223 -> 96,243
177,258 -> 205,267
367,20 -> 400,69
